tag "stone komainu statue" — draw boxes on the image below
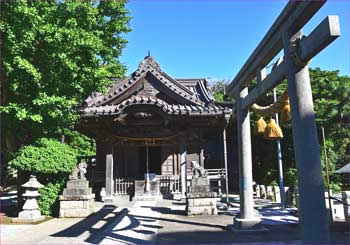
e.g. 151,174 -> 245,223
191,161 -> 208,178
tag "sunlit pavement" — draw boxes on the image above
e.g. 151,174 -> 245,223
1,197 -> 349,244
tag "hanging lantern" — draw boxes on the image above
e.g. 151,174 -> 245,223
264,118 -> 283,140
256,117 -> 267,134
281,99 -> 291,123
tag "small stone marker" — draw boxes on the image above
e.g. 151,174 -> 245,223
255,185 -> 261,198
100,187 -> 106,202
266,186 -> 273,200
284,187 -> 291,207
260,185 -> 266,198
13,175 -> 45,223
59,162 -> 95,217
295,185 -> 300,210
274,186 -> 281,203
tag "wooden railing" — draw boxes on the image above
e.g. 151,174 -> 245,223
207,168 -> 226,195
158,175 -> 181,196
114,178 -> 135,195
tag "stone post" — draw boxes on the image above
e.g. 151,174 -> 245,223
282,30 -> 329,243
274,186 -> 281,203
266,186 -> 273,201
284,187 -> 291,207
180,142 -> 187,197
260,185 -> 266,199
255,185 -> 261,198
325,190 -> 334,224
342,191 -> 350,223
105,153 -> 114,203
234,87 -> 260,229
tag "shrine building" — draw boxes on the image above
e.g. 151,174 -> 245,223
77,55 -> 233,199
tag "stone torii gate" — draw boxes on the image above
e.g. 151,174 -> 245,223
227,1 -> 340,243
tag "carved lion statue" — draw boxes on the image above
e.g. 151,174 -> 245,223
191,161 -> 208,178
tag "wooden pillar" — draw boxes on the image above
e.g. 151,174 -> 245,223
104,143 -> 114,203
282,31 -> 329,243
223,128 -> 229,204
234,87 -> 260,229
180,141 -> 187,197
199,148 -> 204,168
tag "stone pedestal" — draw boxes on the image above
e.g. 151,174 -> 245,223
186,177 -> 217,216
186,192 -> 217,215
59,179 -> 95,218
133,179 -> 162,201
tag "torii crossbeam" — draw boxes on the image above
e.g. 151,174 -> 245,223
227,0 -> 340,243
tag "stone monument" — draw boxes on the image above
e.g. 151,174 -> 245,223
13,175 -> 45,223
59,162 -> 95,217
186,161 -> 217,216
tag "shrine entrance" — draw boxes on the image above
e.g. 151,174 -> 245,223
138,146 -> 162,177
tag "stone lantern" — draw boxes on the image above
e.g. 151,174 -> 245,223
15,175 -> 45,222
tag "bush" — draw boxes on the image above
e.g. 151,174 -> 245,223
37,177 -> 67,216
9,138 -> 77,216
10,138 -> 77,174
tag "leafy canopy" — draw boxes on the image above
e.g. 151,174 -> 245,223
1,0 -> 131,145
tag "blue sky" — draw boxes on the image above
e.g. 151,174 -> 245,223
120,0 -> 350,81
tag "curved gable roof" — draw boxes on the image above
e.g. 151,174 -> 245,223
84,56 -> 211,108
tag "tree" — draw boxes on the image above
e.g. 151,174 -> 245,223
0,0 -> 131,186
209,79 -> 233,102
211,68 -> 350,192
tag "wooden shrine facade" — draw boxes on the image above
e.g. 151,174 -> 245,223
77,55 -> 233,197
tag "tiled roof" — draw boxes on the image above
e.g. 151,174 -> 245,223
81,56 -> 232,118
80,95 -> 231,117
84,56 -> 206,108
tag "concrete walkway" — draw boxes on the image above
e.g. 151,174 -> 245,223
1,198 -> 349,244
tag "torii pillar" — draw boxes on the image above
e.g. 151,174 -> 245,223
234,87 -> 261,229
282,30 -> 329,243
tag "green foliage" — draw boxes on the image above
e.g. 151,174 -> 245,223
209,79 -> 234,102
10,138 -> 76,174
285,168 -> 298,188
37,178 -> 67,216
1,0 -> 131,148
249,68 -> 350,191
1,0 -> 127,190
64,129 -> 96,156
10,138 -> 77,216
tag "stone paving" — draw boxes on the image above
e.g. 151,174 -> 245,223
1,196 -> 349,244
